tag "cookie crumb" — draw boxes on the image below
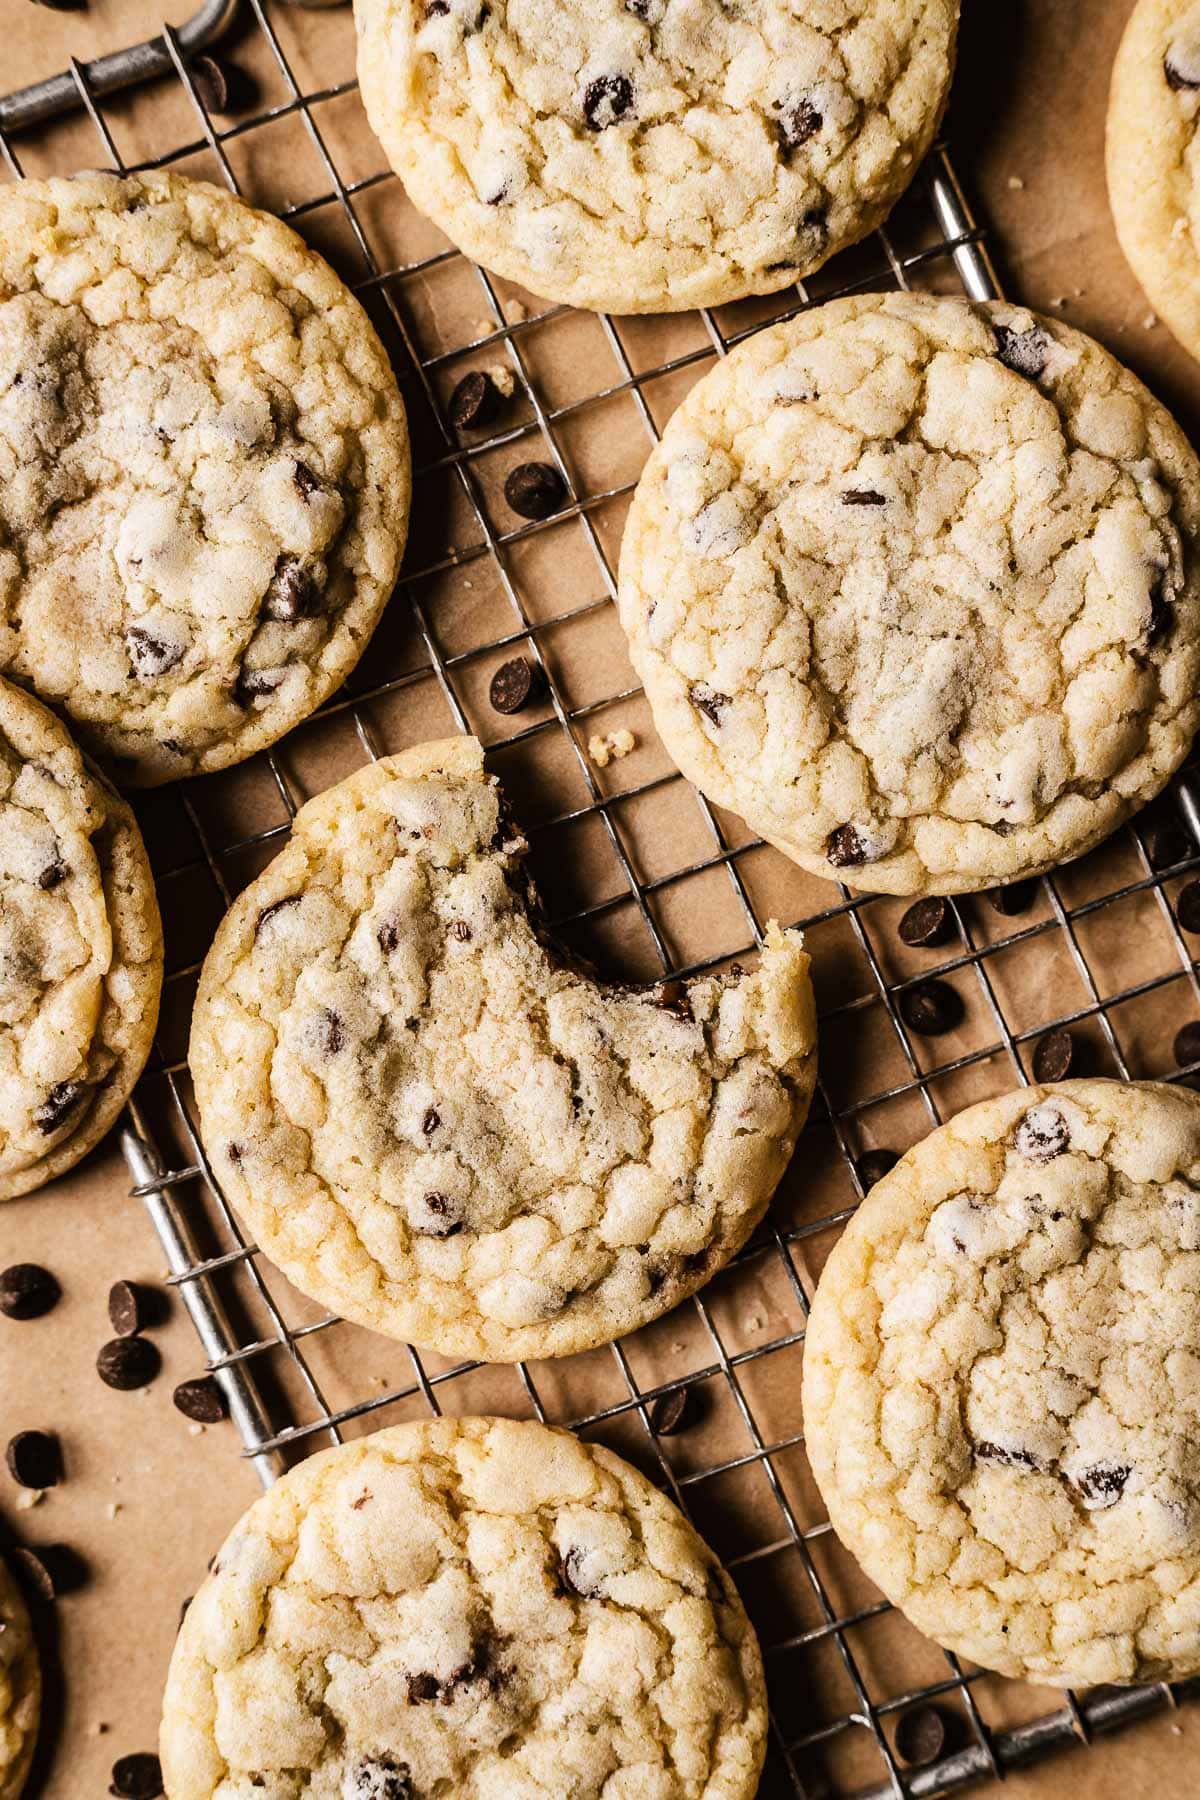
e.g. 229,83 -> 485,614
1007,174 -> 1025,190
1143,312 -> 1159,330
503,298 -> 528,324
487,362 -> 517,398
106,1501 -> 122,1520
15,1487 -> 44,1511
588,728 -> 636,768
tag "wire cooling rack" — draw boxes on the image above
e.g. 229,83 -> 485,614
6,4 -> 1200,1795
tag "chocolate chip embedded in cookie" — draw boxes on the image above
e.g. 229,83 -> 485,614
618,292 -> 1200,896
0,677 -> 162,1201
159,1418 -> 767,1798
803,1078 -> 1200,1687
0,1554 -> 39,1800
189,735 -> 816,1360
354,0 -> 959,314
0,170 -> 410,785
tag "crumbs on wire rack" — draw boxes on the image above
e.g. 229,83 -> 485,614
587,728 -> 636,768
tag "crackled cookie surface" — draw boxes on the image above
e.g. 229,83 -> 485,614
1108,0 -> 1200,363
190,736 -> 815,1360
617,293 -> 1200,895
161,1418 -> 766,1798
355,0 -> 958,313
0,676 -> 162,1201
0,1555 -> 39,1800
803,1079 -> 1200,1687
0,171 -> 409,785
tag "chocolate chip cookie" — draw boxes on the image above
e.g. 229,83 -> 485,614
803,1079 -> 1200,1687
160,1417 -> 766,1798
1109,0 -> 1200,364
355,0 -> 959,313
617,292 -> 1200,895
0,1554 -> 38,1800
189,736 -> 816,1360
0,676 -> 162,1202
0,171 -> 410,785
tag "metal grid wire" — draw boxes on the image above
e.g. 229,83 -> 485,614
6,4 -> 1200,1795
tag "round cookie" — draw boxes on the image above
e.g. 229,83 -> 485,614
803,1079 -> 1200,1688
0,1555 -> 39,1800
160,1417 -> 767,1799
1108,0 -> 1200,364
354,0 -> 959,314
189,735 -> 816,1361
0,171 -> 410,786
0,676 -> 162,1201
617,292 -> 1200,896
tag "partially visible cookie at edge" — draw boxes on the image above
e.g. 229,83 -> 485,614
160,1417 -> 767,1798
189,735 -> 817,1360
803,1079 -> 1200,1687
617,291 -> 1200,895
0,676 -> 162,1202
0,1554 -> 39,1800
0,170 -> 410,785
355,0 -> 959,313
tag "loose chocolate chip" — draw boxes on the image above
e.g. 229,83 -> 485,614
97,1336 -> 160,1391
1015,1103 -> 1069,1163
1165,41 -> 1200,89
37,853 -> 66,890
899,979 -> 963,1036
993,322 -> 1049,379
583,73 -> 634,130
312,1007 -> 344,1057
826,823 -> 868,868
107,1280 -> 145,1338
841,488 -> 887,507
190,54 -> 242,116
293,460 -> 321,499
689,683 -> 730,727
422,1107 -> 441,1136
255,895 -> 300,938
1066,1461 -> 1131,1509
489,655 -> 544,715
0,1264 -> 60,1320
236,666 -> 286,701
1032,1027 -> 1074,1084
1175,1021 -> 1200,1068
413,1191 -> 464,1237
1146,821 -> 1193,870
11,1542 -> 85,1601
448,369 -> 500,431
974,1439 -> 1048,1472
895,1703 -> 948,1768
126,625 -> 184,678
263,556 -> 321,622
649,1387 -> 694,1436
1177,880 -> 1200,934
986,878 -> 1038,916
856,1148 -> 899,1189
10,1546 -> 54,1603
449,921 -> 472,942
28,0 -> 86,11
504,461 -> 566,520
6,1430 -> 62,1489
33,1080 -> 85,1134
776,94 -> 821,153
345,1759 -> 413,1799
109,1753 -> 164,1799
173,1377 -> 228,1424
898,896 -> 949,948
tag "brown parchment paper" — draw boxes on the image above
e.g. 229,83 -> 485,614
4,0 -> 1200,1794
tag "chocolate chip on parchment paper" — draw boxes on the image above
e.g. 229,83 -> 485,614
97,1336 -> 161,1391
899,979 -> 963,1036
5,1430 -> 62,1489
1146,821 -> 1193,871
27,0 -> 87,10
1032,1027 -> 1074,1084
504,461 -> 566,520
489,655 -> 545,715
173,1377 -> 228,1425
109,1751 -> 164,1799
108,1279 -> 146,1338
1176,879 -> 1200,934
986,878 -> 1038,917
856,1148 -> 899,1189
10,1542 -> 86,1602
448,369 -> 501,431
0,1264 -> 60,1320
649,1387 -> 695,1436
189,55 -> 250,116
895,1703 -> 949,1767
1174,1021 -> 1200,1068
898,896 -> 949,948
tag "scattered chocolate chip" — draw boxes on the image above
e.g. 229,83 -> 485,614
32,1080 -> 85,1134
895,1703 -> 948,1768
1177,880 -> 1200,934
11,1542 -> 86,1601
126,625 -> 184,678
38,853 -> 66,890
856,1148 -> 899,1189
6,1430 -> 62,1489
1166,39 -> 1200,89
1175,1021 -> 1200,1068
173,1377 -> 228,1424
312,1007 -> 344,1057
293,460 -> 321,499
504,461 -> 566,520
190,54 -> 231,114
649,1387 -> 695,1435
1065,1461 -> 1131,1509
107,1280 -> 145,1338
583,72 -> 634,130
993,322 -> 1049,379
27,0 -> 86,10
898,896 -> 950,948
422,1107 -> 441,1137
986,878 -> 1038,916
489,655 -> 544,715
448,369 -> 500,431
974,1439 -> 1048,1472
413,1191 -> 464,1237
1146,821 -> 1193,870
899,979 -> 963,1036
344,1759 -> 412,1799
449,921 -> 472,942
263,556 -> 322,622
689,683 -> 730,727
826,823 -> 868,868
841,488 -> 887,506
776,94 -> 821,153
1032,1027 -> 1074,1084
1015,1103 -> 1069,1163
109,1752 -> 164,1799
97,1336 -> 161,1391
255,895 -> 301,938
0,1264 -> 60,1320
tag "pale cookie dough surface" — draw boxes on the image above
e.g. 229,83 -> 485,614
355,0 -> 958,314
803,1079 -> 1200,1687
617,292 -> 1200,896
1108,0 -> 1200,365
0,1555 -> 39,1800
0,171 -> 410,786
190,735 -> 816,1361
160,1418 -> 766,1799
0,675 -> 162,1202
